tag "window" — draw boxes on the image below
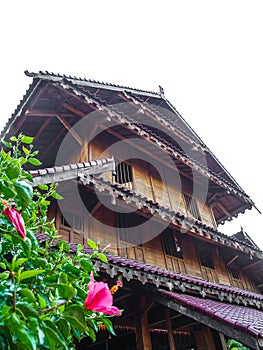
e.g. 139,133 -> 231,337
61,212 -> 83,231
229,267 -> 240,280
115,161 -> 133,188
116,212 -> 143,245
196,241 -> 214,269
183,193 -> 201,221
162,229 -> 183,259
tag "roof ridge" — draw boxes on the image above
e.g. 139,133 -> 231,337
24,70 -> 161,97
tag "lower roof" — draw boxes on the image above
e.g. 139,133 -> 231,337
156,289 -> 263,349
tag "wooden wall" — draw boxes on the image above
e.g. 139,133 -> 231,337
88,137 -> 216,229
48,132 -> 258,293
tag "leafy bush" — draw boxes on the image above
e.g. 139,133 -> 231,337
0,134 -> 121,349
227,339 -> 250,350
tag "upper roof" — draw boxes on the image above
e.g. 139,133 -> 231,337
0,70 -> 258,223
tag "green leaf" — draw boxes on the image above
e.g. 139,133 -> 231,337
42,325 -> 67,350
0,272 -> 9,280
20,236 -> 32,258
14,180 -> 33,211
51,192 -> 64,200
0,332 -> 9,350
21,170 -> 34,183
14,258 -> 28,270
102,317 -> 116,336
28,158 -> 42,166
2,140 -> 12,148
21,136 -> 34,144
16,302 -> 39,320
25,230 -> 39,250
19,288 -> 36,303
0,262 -> 6,270
80,258 -> 93,272
63,305 -> 87,333
22,145 -> 30,155
0,180 -> 16,199
56,284 -> 76,300
63,263 -> 80,277
98,253 -> 108,263
37,293 -> 48,309
37,184 -> 49,191
56,318 -> 71,340
87,238 -> 97,250
18,269 -> 45,282
5,313 -> 36,350
6,164 -> 20,179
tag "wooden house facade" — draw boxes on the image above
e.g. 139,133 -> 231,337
1,70 -> 263,349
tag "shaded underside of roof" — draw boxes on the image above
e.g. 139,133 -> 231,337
0,70 -> 256,223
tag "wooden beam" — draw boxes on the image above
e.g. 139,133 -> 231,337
56,115 -> 83,146
33,117 -> 52,143
226,255 -> 239,266
166,308 -> 177,350
242,259 -> 263,271
133,295 -> 153,350
63,102 -> 86,117
90,202 -> 102,216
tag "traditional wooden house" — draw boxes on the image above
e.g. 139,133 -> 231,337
1,70 -> 263,349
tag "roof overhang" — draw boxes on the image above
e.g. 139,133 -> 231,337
146,288 -> 263,350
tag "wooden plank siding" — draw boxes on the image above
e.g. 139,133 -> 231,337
45,132 -> 258,293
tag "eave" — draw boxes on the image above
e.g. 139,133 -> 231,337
29,161 -> 263,259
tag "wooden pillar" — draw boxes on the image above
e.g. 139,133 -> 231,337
166,309 -> 177,350
193,325 -> 217,350
133,295 -> 152,350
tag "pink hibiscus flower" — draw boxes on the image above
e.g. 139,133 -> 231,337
84,272 -> 121,316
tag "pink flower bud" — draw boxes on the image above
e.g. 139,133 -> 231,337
2,206 -> 26,240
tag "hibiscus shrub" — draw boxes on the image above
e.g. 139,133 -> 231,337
0,134 -> 121,349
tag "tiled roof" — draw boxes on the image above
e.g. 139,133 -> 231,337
36,233 -> 263,309
159,290 -> 263,340
29,157 -> 115,184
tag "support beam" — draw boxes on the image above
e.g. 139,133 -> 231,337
133,295 -> 153,350
56,115 -> 83,145
166,309 -> 177,350
227,255 -> 239,266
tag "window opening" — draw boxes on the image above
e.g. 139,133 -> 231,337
116,212 -> 143,245
184,193 -> 201,221
115,161 -> 133,189
196,241 -> 214,269
162,229 -> 183,259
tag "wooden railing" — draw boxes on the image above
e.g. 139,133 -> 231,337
201,266 -> 219,283
165,256 -> 187,274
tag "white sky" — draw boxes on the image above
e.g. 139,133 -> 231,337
1,1 -> 262,248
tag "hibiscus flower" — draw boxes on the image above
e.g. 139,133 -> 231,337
84,272 -> 121,316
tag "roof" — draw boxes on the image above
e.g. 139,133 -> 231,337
157,289 -> 263,349
232,227 -> 260,251
0,70 -> 257,223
